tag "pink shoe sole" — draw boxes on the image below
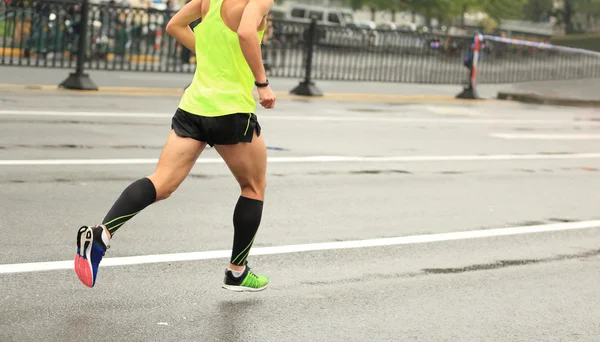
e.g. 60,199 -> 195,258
74,253 -> 94,288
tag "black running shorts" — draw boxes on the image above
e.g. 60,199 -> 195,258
171,108 -> 261,147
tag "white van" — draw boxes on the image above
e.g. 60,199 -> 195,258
272,4 -> 356,27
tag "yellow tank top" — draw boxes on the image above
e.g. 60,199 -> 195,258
178,0 -> 265,117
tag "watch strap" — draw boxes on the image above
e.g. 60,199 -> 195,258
254,80 -> 269,88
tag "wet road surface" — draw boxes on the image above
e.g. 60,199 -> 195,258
1,92 -> 600,341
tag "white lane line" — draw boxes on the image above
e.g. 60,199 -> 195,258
492,133 -> 600,140
1,110 -> 598,126
2,153 -> 600,166
1,220 -> 599,275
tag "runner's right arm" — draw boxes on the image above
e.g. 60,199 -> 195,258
237,0 -> 273,84
166,0 -> 203,52
238,0 -> 276,109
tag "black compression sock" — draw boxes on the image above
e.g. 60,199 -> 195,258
102,177 -> 157,236
230,196 -> 264,266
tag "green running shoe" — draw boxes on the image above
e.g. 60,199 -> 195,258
222,266 -> 269,292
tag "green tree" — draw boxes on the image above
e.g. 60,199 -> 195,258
409,0 -> 449,26
407,0 -> 481,26
456,0 -> 483,25
347,0 -> 366,11
379,0 -> 413,22
359,0 -> 532,28
366,0 -> 395,22
574,0 -> 600,32
554,0 -> 600,34
524,0 -> 554,22
482,0 -> 528,23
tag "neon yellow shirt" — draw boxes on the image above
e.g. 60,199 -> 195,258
178,0 -> 265,117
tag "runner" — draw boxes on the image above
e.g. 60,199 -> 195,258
74,0 -> 276,292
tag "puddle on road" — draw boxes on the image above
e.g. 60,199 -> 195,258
548,218 -> 578,223
112,145 -> 163,150
0,119 -> 164,127
1,144 -> 94,149
349,170 -> 413,175
294,247 -> 600,287
439,171 -> 464,175
0,144 -> 163,150
347,108 -> 385,113
512,220 -> 547,226
0,144 -> 289,151
422,248 -> 600,275
538,151 -> 573,155
188,174 -> 221,179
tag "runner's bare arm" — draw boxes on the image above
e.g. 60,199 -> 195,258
166,0 -> 203,52
238,0 -> 273,83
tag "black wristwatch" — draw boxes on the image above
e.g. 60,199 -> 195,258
254,80 -> 269,88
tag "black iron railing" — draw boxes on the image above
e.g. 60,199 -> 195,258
2,0 -> 600,90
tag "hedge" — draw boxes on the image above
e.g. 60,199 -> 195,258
551,34 -> 600,52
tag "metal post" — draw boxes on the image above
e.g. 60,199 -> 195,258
456,33 -> 482,99
290,17 -> 323,96
59,0 -> 98,90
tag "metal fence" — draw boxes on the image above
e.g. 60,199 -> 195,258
2,0 -> 600,88
0,0 -> 190,72
267,19 -> 476,84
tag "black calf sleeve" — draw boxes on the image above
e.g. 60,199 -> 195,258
102,177 -> 157,236
230,196 -> 264,266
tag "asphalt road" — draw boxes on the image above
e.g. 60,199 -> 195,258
1,91 -> 600,341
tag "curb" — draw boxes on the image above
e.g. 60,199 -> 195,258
0,83 -> 499,104
497,92 -> 600,108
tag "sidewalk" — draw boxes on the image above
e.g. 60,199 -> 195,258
1,66 -> 598,107
497,79 -> 600,107
0,65 -> 503,97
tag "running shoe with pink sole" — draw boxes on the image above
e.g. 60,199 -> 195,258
75,225 -> 109,288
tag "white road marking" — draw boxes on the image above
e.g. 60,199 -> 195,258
2,153 -> 600,166
492,133 -> 600,140
1,110 -> 599,126
1,220 -> 599,274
